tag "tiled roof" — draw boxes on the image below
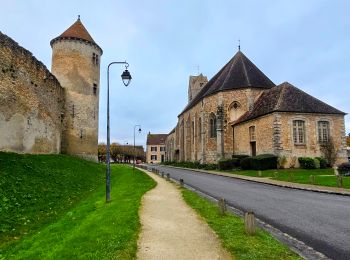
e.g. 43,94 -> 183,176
50,18 -> 102,52
147,134 -> 168,145
234,82 -> 346,125
180,51 -> 275,115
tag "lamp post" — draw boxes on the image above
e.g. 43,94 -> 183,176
106,61 -> 132,203
133,125 -> 142,172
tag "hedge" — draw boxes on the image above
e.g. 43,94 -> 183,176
338,162 -> 350,175
315,157 -> 328,169
218,158 -> 239,170
251,154 -> 278,170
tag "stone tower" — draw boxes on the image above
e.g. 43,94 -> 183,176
50,17 -> 103,161
188,74 -> 208,102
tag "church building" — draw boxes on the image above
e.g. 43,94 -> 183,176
165,50 -> 347,168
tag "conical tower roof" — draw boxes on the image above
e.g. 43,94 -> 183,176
50,17 -> 102,53
180,51 -> 275,115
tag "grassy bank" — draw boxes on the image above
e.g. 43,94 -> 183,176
0,153 -> 155,259
226,168 -> 350,188
182,189 -> 301,260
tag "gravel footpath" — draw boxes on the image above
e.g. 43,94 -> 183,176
137,170 -> 232,260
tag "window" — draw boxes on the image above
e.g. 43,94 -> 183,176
229,101 -> 243,122
198,118 -> 202,144
249,126 -> 256,141
160,146 -> 165,152
151,146 -> 157,152
93,83 -> 97,95
92,53 -> 99,65
293,120 -> 305,145
192,121 -> 195,143
209,113 -> 217,138
151,155 -> 157,160
318,121 -> 330,143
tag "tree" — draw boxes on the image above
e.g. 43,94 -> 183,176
98,143 -> 106,162
347,133 -> 350,147
110,143 -> 122,163
320,138 -> 337,167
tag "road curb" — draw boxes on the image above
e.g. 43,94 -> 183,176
161,165 -> 350,197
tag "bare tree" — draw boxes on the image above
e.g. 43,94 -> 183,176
321,137 -> 337,167
98,143 -> 106,162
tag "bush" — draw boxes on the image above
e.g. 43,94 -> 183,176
218,158 -> 239,170
241,157 -> 253,170
338,162 -> 350,176
202,164 -> 218,170
298,157 -> 319,169
316,157 -> 328,169
251,154 -> 278,170
232,154 -> 250,167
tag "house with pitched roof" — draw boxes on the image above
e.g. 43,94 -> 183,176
165,50 -> 348,167
146,133 -> 168,163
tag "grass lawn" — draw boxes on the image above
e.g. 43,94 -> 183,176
182,189 -> 301,260
0,152 -> 155,259
224,168 -> 350,188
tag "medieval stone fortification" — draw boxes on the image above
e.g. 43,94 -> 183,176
0,18 -> 102,161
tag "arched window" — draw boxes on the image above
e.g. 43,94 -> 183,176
209,113 -> 217,138
198,117 -> 202,144
229,101 -> 243,122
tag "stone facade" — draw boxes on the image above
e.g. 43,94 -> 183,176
166,51 -> 348,167
0,32 -> 64,154
0,18 -> 102,161
51,37 -> 102,161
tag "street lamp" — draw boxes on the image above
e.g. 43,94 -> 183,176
106,61 -> 132,203
133,125 -> 141,172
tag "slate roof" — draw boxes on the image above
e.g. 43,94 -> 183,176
234,82 -> 346,125
147,134 -> 168,145
180,51 -> 275,115
50,18 -> 102,53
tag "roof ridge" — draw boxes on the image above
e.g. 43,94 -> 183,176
240,54 -> 251,86
274,85 -> 286,110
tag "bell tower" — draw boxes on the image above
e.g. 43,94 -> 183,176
50,17 -> 103,161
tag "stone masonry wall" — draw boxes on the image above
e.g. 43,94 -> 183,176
51,39 -> 102,161
0,32 -> 64,154
177,88 -> 264,163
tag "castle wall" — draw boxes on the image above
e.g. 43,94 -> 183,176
0,32 -> 64,154
51,39 -> 102,161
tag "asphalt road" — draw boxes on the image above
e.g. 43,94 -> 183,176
149,165 -> 350,260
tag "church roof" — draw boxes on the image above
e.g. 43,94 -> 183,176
234,82 -> 346,125
50,17 -> 102,53
147,134 -> 168,145
180,50 -> 275,115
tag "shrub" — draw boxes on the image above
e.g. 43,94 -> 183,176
203,164 -> 218,170
298,157 -> 318,169
316,157 -> 328,169
251,154 -> 278,170
232,154 -> 250,167
218,158 -> 239,170
241,157 -> 253,170
313,158 -> 320,169
338,162 -> 350,176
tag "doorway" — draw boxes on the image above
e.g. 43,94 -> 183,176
250,142 -> 256,156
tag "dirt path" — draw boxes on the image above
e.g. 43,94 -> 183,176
137,170 -> 232,260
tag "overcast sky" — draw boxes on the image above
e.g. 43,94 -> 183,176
1,0 -> 349,148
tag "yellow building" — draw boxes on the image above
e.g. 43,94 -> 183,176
146,133 -> 167,163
